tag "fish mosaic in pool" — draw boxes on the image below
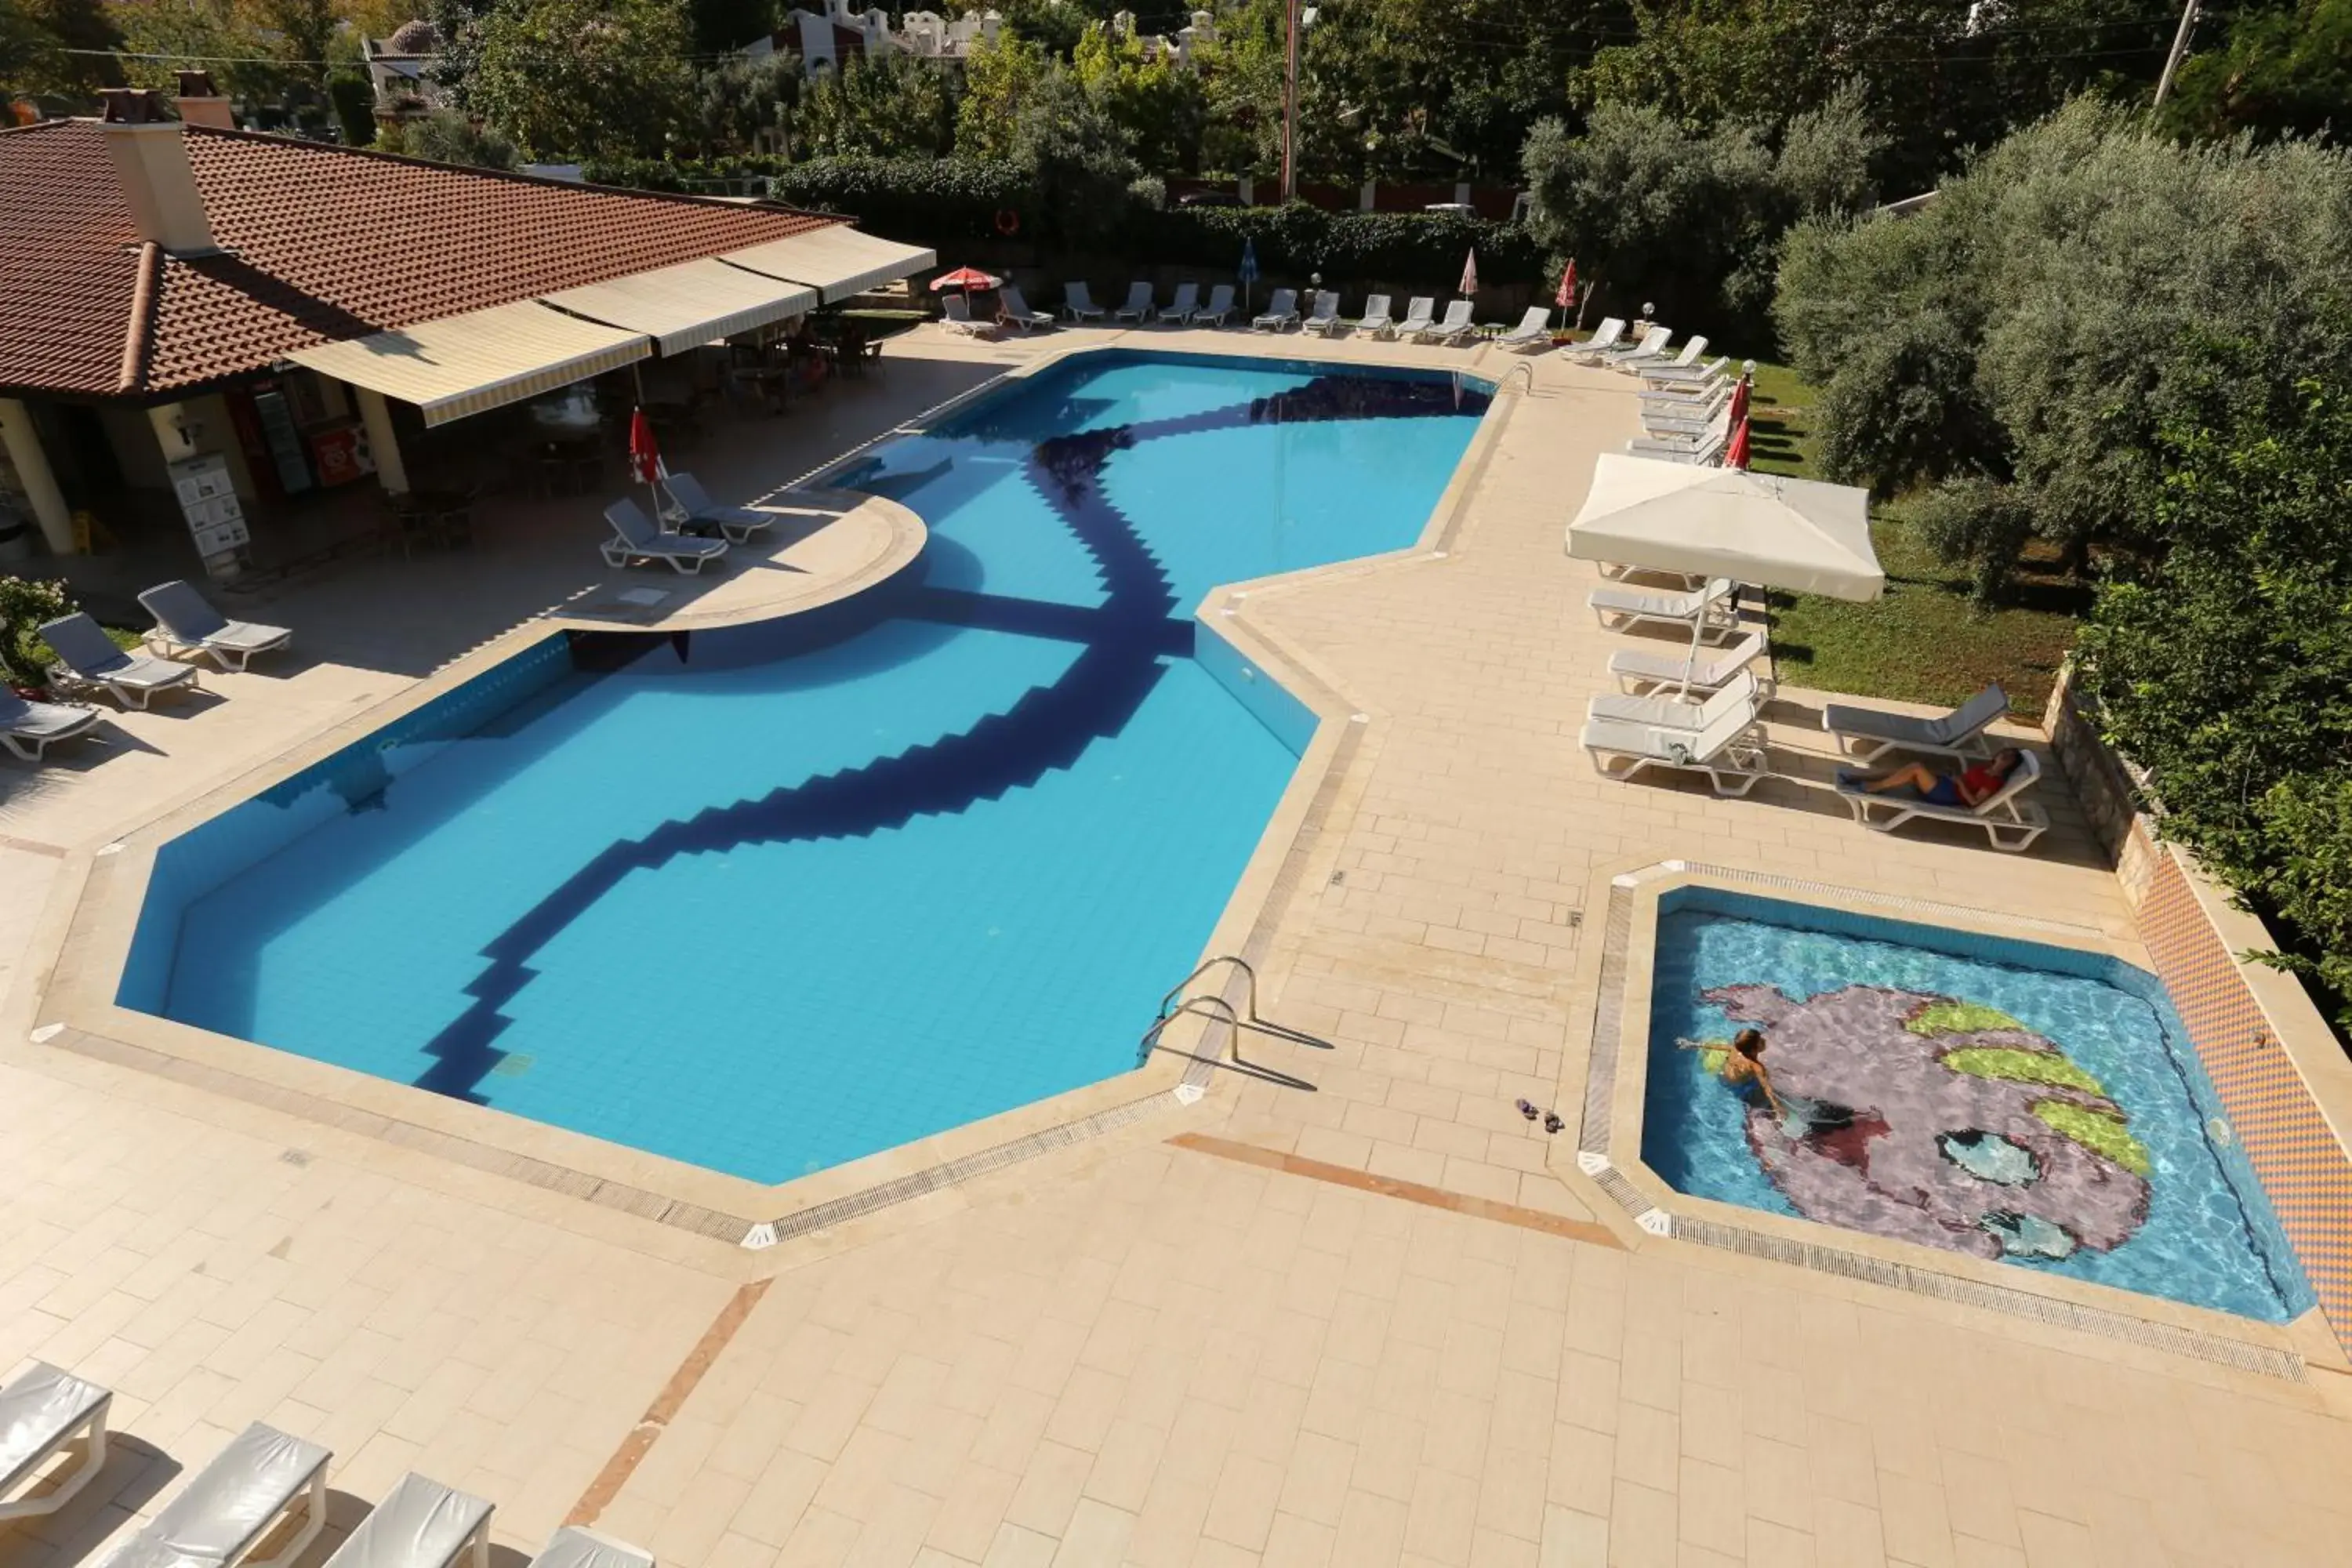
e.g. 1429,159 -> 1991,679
1644,891 -> 2312,1321
121,352 -> 1490,1184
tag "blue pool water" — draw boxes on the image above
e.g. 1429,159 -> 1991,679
122,351 -> 1489,1182
1643,889 -> 2310,1320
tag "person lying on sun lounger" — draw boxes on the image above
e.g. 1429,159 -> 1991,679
1838,747 -> 2024,810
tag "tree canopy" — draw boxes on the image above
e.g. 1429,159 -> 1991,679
465,0 -> 693,159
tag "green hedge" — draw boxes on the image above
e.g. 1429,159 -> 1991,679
580,154 -> 1544,289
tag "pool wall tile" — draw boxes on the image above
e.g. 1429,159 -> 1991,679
1194,622 -> 1318,756
2140,848 -> 2352,1343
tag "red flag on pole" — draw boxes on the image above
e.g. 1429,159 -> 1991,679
1555,261 -> 1576,310
627,407 -> 662,487
1726,416 -> 1752,470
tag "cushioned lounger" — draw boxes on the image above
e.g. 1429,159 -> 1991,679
1588,670 -> 1759,732
0,1362 -> 111,1521
601,499 -> 728,574
1823,684 -> 2009,762
100,1422 -> 330,1568
1587,577 -> 1740,641
38,612 -> 199,708
659,474 -> 776,544
321,1472 -> 493,1568
528,1526 -> 655,1568
138,581 -> 292,673
1837,749 -> 2049,852
1609,630 -> 1769,698
1581,699 -> 1770,797
1188,284 -> 1235,326
0,692 -> 100,762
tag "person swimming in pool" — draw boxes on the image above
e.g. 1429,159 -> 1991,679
1721,1028 -> 1785,1117
1838,747 -> 2024,810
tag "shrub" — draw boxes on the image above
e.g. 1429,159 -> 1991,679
0,575 -> 71,686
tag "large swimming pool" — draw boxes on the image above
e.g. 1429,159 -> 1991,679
1642,888 -> 2311,1321
120,351 -> 1490,1183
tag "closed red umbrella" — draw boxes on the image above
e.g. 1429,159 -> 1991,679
930,266 -> 1004,292
628,406 -> 662,486
1726,376 -> 1751,429
1726,416 -> 1753,470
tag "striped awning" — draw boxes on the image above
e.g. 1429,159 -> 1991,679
723,228 -> 936,305
288,300 -> 648,426
540,256 -> 820,357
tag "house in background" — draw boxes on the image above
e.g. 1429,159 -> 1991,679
362,19 -> 445,128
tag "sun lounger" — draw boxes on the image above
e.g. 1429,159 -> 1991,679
1582,690 -> 1770,797
1188,283 -> 1235,326
1561,318 -> 1626,362
996,284 -> 1053,332
1159,281 -> 1199,323
1626,429 -> 1729,466
1395,296 -> 1438,337
0,1362 -> 111,1521
658,474 -> 778,544
100,1421 -> 330,1568
1252,288 -> 1300,331
1589,667 -> 1761,731
1356,294 -> 1394,337
1417,299 -> 1476,344
526,1526 -> 655,1568
1604,325 -> 1672,367
1059,281 -> 1106,321
321,1472 -> 492,1568
0,692 -> 100,763
1642,353 -> 1737,387
1824,684 -> 2009,762
39,612 -> 199,709
1113,281 -> 1157,322
601,499 -> 727,574
1588,577 -> 1740,641
1639,368 -> 1733,407
1642,401 -> 1733,440
1610,630 -> 1771,699
137,581 -> 291,672
1302,290 -> 1344,335
1494,307 -> 1552,350
1838,748 -> 2049,851
939,293 -> 991,336
1633,336 -> 1708,379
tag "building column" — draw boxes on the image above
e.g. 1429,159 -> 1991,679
354,387 -> 409,494
0,398 -> 77,555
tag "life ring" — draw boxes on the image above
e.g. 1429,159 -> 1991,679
994,208 -> 1020,237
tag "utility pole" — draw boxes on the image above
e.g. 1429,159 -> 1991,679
2152,0 -> 2201,111
1281,0 -> 1301,201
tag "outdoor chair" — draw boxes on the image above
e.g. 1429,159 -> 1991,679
601,499 -> 728,574
1251,288 -> 1300,331
1560,318 -> 1626,362
137,579 -> 292,672
1581,688 -> 1771,797
939,294 -> 991,336
1059,281 -> 1106,321
1635,336 -> 1709,379
1301,290 -> 1345,335
1838,748 -> 2049,853
320,1472 -> 493,1568
658,473 -> 778,544
1189,283 -> 1236,325
1356,294 -> 1395,336
1640,361 -> 1733,401
1644,354 -> 1740,389
98,1422 -> 330,1568
0,1362 -> 111,1521
0,691 -> 100,763
1588,667 -> 1762,732
1494,307 -> 1552,350
996,284 -> 1054,332
1416,299 -> 1476,344
1395,296 -> 1438,337
1159,281 -> 1199,323
1625,429 -> 1730,466
1640,402 -> 1735,441
1824,684 -> 2009,762
38,612 -> 199,709
1610,630 -> 1772,699
524,1526 -> 655,1568
1588,576 -> 1741,642
1604,325 -> 1673,367
1113,281 -> 1157,322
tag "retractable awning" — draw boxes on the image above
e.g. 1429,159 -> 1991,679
289,300 -> 648,426
539,256 -> 820,356
723,227 -> 936,304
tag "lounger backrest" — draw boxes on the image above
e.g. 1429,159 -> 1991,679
323,1472 -> 492,1568
38,613 -> 128,677
1515,307 -> 1548,332
1266,289 -> 1296,315
0,1363 -> 108,1495
1670,336 -> 1708,367
1123,282 -> 1153,310
1928,684 -> 2009,746
1205,284 -> 1233,310
1403,296 -> 1435,324
116,1423 -> 329,1568
1440,300 -> 1472,327
604,499 -> 657,546
943,293 -> 972,322
665,473 -> 713,514
1170,282 -> 1197,310
1312,291 -> 1339,318
140,580 -> 229,641
1699,630 -> 1766,684
1694,669 -> 1759,727
999,284 -> 1030,316
1677,696 -> 1761,764
1626,326 -> 1670,354
1363,292 -> 1391,319
1974,749 -> 2041,812
1587,318 -> 1625,348
1065,281 -> 1094,310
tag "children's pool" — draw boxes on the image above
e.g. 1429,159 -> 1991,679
120,351 -> 1490,1184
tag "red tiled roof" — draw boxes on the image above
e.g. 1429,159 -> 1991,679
0,120 -> 841,399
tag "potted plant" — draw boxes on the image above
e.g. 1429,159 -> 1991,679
0,575 -> 73,699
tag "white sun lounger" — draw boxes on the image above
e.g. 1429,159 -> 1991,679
321,1472 -> 492,1568
1627,428 -> 1729,466
1059,281 -> 1106,321
1610,630 -> 1771,698
100,1422 -> 330,1568
602,499 -> 727,574
1582,691 -> 1771,797
1158,281 -> 1199,323
1642,401 -> 1733,441
1604,325 -> 1672,367
1187,283 -> 1234,325
995,284 -> 1053,332
1494,307 -> 1552,350
0,691 -> 101,763
1824,684 -> 2009,762
1643,353 -> 1740,388
1639,366 -> 1733,407
658,473 -> 776,544
1417,299 -> 1476,344
1633,336 -> 1708,379
527,1526 -> 655,1568
1113,281 -> 1157,323
1395,296 -> 1437,337
137,580 -> 291,672
39,612 -> 199,709
1589,667 -> 1761,731
0,1362 -> 111,1521
1561,318 -> 1626,362
940,293 -> 994,336
1838,748 -> 2049,852
1356,294 -> 1394,336
1588,576 -> 1740,641
1301,290 -> 1344,335
1252,288 -> 1300,331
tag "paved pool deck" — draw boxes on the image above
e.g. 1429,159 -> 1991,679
2,323 -> 2350,1568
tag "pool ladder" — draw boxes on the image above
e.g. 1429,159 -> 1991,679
1139,955 -> 1332,1090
